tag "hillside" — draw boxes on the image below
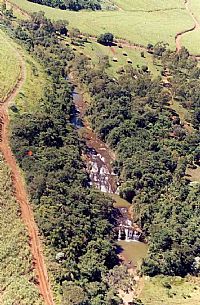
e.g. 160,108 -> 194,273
0,29 -> 21,100
140,276 -> 200,305
0,154 -> 44,305
0,28 -> 44,305
9,0 -> 195,49
0,24 -> 54,305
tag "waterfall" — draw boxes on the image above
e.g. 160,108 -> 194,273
132,231 -> 140,241
125,228 -> 129,242
118,228 -> 121,241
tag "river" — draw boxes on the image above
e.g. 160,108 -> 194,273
71,87 -> 119,194
71,84 -> 148,266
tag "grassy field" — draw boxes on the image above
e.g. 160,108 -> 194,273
0,25 -> 45,114
0,155 -> 44,305
12,54 -> 46,114
0,29 -> 20,101
10,0 -> 193,49
113,0 -> 184,11
190,0 -> 200,24
181,30 -> 200,55
176,0 -> 200,54
5,0 -> 28,19
68,38 -> 161,76
140,276 -> 200,305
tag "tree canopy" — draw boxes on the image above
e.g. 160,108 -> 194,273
72,47 -> 200,277
4,12 -> 122,305
28,0 -> 102,11
97,32 -> 114,45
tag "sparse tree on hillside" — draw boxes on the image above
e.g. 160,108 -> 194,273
54,20 -> 68,36
147,43 -> 154,53
97,32 -> 114,45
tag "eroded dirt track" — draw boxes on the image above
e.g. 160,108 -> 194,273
175,0 -> 200,52
0,43 -> 55,305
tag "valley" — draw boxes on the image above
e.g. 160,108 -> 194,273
0,1 -> 200,305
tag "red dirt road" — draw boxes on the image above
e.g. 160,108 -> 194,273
0,47 -> 55,304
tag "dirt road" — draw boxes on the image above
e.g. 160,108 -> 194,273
6,0 -> 30,19
0,42 -> 55,305
175,0 -> 200,52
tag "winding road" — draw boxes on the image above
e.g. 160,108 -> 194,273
175,0 -> 200,52
0,40 -> 55,305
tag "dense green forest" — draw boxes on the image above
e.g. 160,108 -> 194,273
0,11 -> 126,305
72,47 -> 200,276
27,0 -> 102,11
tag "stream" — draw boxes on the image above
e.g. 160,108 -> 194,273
71,84 -> 148,266
71,87 -> 119,194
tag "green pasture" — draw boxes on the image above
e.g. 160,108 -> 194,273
181,29 -> 200,55
0,11 -> 46,115
12,54 -> 46,114
140,276 -> 200,305
190,0 -> 200,24
0,29 -> 20,101
113,0 -> 184,11
5,0 -> 28,19
175,0 -> 200,54
0,27 -> 44,114
10,0 -> 193,49
0,28 -> 46,115
69,38 -> 161,76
